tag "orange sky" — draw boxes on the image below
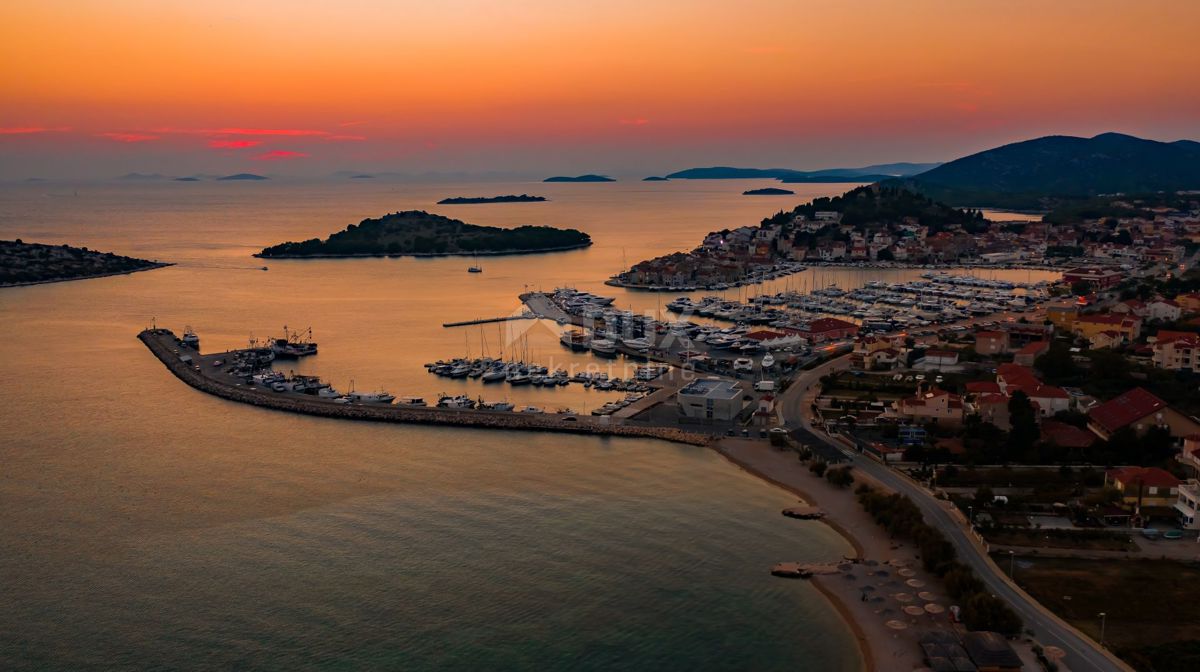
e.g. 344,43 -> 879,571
2,0 -> 1198,178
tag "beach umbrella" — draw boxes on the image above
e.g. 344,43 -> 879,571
903,605 -> 926,616
889,558 -> 910,568
924,603 -> 945,614
906,579 -> 926,588
917,591 -> 938,601
885,620 -> 908,630
894,592 -> 914,602
899,568 -> 917,577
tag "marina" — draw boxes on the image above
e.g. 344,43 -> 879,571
140,327 -> 708,443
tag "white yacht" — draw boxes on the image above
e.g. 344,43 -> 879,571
348,389 -> 396,404
590,338 -> 617,357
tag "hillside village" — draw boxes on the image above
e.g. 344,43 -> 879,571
610,186 -> 1200,289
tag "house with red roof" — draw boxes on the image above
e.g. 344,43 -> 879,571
1013,341 -> 1050,366
1151,330 -> 1200,371
1176,293 -> 1200,313
1072,313 -> 1141,341
1087,387 -> 1200,441
794,317 -> 858,343
1105,466 -> 1181,509
1040,420 -> 1096,450
895,386 -> 964,426
1147,298 -> 1182,322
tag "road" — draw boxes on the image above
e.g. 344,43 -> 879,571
777,354 -> 1130,672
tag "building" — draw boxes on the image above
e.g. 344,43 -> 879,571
793,317 -> 858,343
1151,331 -> 1200,371
1013,341 -> 1049,366
1106,466 -> 1181,509
917,349 -> 960,371
1072,313 -> 1141,341
1046,305 -> 1079,331
1040,419 -> 1096,450
1063,266 -> 1123,289
974,331 -> 1009,355
676,378 -> 745,421
895,387 -> 964,425
1146,298 -> 1182,322
1087,387 -> 1200,441
1175,479 -> 1200,531
994,363 -> 1070,416
1176,292 -> 1200,313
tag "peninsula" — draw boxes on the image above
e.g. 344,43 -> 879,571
437,194 -> 547,204
256,210 -> 591,258
543,174 -> 615,182
743,187 -> 795,196
1,239 -> 170,287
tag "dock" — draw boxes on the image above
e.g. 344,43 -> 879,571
442,313 -> 535,328
138,329 -> 710,445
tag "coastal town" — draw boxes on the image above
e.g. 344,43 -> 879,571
609,187 -> 1200,291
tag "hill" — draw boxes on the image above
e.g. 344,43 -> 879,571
665,162 -> 939,181
543,174 -> 615,182
895,132 -> 1200,208
217,173 -> 268,181
762,184 -> 987,233
1,239 -> 169,286
743,187 -> 794,196
437,194 -> 547,204
256,211 -> 591,258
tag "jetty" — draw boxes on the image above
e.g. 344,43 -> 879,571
138,329 -> 710,445
770,562 -> 841,579
442,313 -> 535,328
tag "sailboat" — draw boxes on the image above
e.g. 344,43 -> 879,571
468,254 -> 482,273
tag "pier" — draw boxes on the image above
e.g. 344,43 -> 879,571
138,329 -> 710,445
442,313 -> 535,328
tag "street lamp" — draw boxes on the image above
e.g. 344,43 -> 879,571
1098,612 -> 1107,648
1009,550 -> 1016,578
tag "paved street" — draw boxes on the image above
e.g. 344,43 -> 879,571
777,354 -> 1131,672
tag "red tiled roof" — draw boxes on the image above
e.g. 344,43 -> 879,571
1088,387 -> 1168,433
1010,383 -> 1070,400
804,317 -> 858,333
1041,420 -> 1096,449
744,329 -> 786,341
1077,313 -> 1138,326
1016,341 -> 1050,356
1106,466 -> 1180,489
966,381 -> 1002,394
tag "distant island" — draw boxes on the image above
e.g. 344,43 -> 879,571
642,176 -> 669,181
891,132 -> 1200,209
743,187 -> 795,196
217,173 -> 268,181
543,174 -> 615,182
173,176 -> 201,182
350,174 -> 375,179
665,163 -> 939,181
256,211 -> 592,258
437,194 -> 547,204
1,239 -> 170,287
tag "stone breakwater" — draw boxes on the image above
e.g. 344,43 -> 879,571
138,330 -> 710,446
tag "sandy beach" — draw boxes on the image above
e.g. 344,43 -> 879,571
715,438 -> 963,672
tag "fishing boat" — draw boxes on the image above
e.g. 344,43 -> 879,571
181,327 -> 200,350
348,389 -> 396,404
589,338 -> 617,357
559,329 -> 591,351
270,325 -> 318,358
396,396 -> 427,407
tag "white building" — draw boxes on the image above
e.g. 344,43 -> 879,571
677,378 -> 745,421
1175,480 -> 1200,531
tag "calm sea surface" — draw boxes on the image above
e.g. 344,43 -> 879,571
0,178 -> 1050,670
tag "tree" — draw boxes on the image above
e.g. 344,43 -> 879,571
962,592 -> 1023,635
809,460 -> 828,477
1070,280 -> 1091,296
974,484 -> 995,506
876,248 -> 895,261
826,465 -> 855,488
1006,391 -> 1040,461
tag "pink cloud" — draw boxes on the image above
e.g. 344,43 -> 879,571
97,132 -> 159,143
619,118 -> 650,126
215,128 -> 330,137
208,139 -> 263,149
252,150 -> 309,161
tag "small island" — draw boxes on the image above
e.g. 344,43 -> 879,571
217,173 -> 268,181
1,239 -> 171,287
743,187 -> 795,196
437,194 -> 547,204
543,174 -> 615,183
173,176 -> 201,182
642,176 -> 669,181
256,210 -> 592,258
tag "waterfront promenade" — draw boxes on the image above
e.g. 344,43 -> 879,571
139,329 -> 710,446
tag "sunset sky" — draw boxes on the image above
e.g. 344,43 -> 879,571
2,0 -> 1198,179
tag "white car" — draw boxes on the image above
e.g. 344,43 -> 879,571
733,357 -> 754,372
